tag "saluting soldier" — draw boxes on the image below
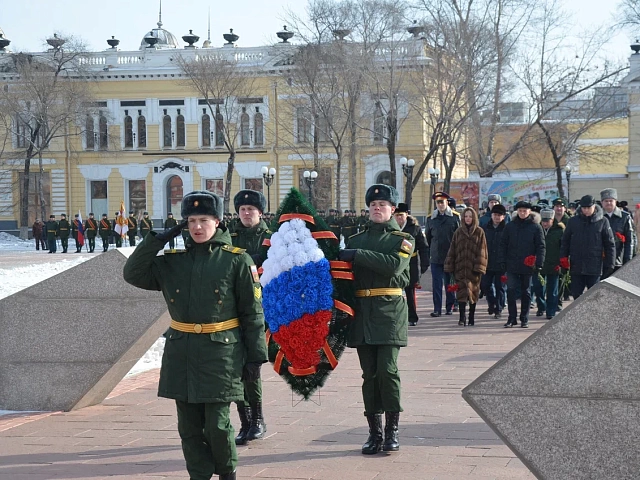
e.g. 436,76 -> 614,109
99,214 -> 112,252
127,212 -> 138,247
140,211 -> 153,238
339,184 -> 414,455
71,214 -> 83,253
46,214 -> 59,253
58,213 -> 71,253
230,189 -> 271,446
84,213 -> 98,253
164,212 -> 179,250
123,190 -> 268,480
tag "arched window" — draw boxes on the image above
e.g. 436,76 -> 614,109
215,108 -> 225,146
254,108 -> 264,146
137,115 -> 147,148
98,115 -> 108,150
202,110 -> 211,147
124,115 -> 133,149
163,114 -> 172,147
85,115 -> 94,150
375,170 -> 393,186
373,102 -> 384,144
240,107 -> 250,146
176,113 -> 185,147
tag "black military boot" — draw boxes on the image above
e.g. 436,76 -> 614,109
468,303 -> 476,326
458,302 -> 467,326
383,412 -> 400,452
362,414 -> 383,455
234,404 -> 252,446
219,470 -> 236,480
246,402 -> 266,441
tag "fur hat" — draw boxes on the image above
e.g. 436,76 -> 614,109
490,204 -> 507,215
181,191 -> 223,219
579,195 -> 596,207
514,200 -> 532,210
487,194 -> 501,203
600,188 -> 617,201
540,209 -> 554,221
234,189 -> 267,213
395,202 -> 409,214
365,184 -> 399,206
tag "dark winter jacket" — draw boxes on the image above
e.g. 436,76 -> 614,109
425,207 -> 460,265
400,215 -> 429,284
498,212 -> 545,275
483,219 -> 506,272
32,221 -> 44,239
479,208 -> 510,228
541,219 -> 565,276
561,204 -> 615,276
603,207 -> 634,267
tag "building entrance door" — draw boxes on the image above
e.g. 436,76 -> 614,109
166,175 -> 183,217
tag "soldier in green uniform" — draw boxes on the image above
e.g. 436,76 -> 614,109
229,189 -> 271,446
342,209 -> 357,239
164,212 -> 179,249
326,208 -> 341,241
340,184 -> 414,455
84,213 -> 98,253
58,213 -> 71,253
46,214 -> 59,253
127,212 -> 138,247
72,214 -> 83,253
140,211 -> 153,239
112,212 -> 123,248
357,209 -> 369,233
99,213 -> 111,252
123,190 -> 268,480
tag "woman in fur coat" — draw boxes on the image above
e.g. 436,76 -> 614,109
444,208 -> 488,326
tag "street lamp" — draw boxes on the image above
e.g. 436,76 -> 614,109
428,166 -> 441,210
564,165 -> 572,202
261,166 -> 276,212
399,157 -> 415,210
303,170 -> 318,206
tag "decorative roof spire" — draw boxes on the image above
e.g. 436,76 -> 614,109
158,0 -> 163,28
202,7 -> 212,48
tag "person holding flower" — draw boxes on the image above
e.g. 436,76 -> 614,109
600,188 -> 634,272
498,201 -> 545,328
536,209 -> 565,319
444,208 -> 488,326
481,203 -> 508,319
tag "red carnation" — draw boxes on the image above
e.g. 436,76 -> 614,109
559,257 -> 570,270
446,284 -> 459,293
500,275 -> 508,283
554,265 -> 561,273
615,232 -> 626,243
524,255 -> 536,268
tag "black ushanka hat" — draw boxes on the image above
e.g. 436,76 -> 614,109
181,191 -> 223,219
233,189 -> 267,214
365,184 -> 399,206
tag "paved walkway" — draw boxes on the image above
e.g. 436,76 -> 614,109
0,289 -> 546,480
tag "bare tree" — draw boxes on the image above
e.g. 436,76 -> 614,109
176,53 -> 257,212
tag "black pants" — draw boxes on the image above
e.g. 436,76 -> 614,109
128,233 -> 136,246
570,274 -> 600,300
35,236 -> 47,250
507,273 -> 532,322
405,286 -> 418,322
87,237 -> 95,252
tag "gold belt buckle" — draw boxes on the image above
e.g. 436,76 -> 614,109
193,324 -> 203,334
365,289 -> 371,297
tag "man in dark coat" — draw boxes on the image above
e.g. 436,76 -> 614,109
425,192 -> 460,317
498,201 -> 545,328
326,208 -> 341,240
99,214 -> 111,252
393,203 -> 429,326
561,195 -> 615,299
164,212 -> 179,250
32,219 -> 46,250
84,213 -> 98,253
600,188 -> 634,270
230,189 -> 271,446
127,212 -> 138,247
340,184 -> 413,455
58,214 -> 70,253
45,214 -> 59,253
124,190 -> 267,480
139,212 -> 153,238
479,194 -> 506,228
481,204 -> 507,319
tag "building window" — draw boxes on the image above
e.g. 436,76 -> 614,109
85,116 -> 94,150
240,107 -> 250,146
243,178 -> 263,192
215,108 -> 225,146
128,180 -> 146,214
176,113 -> 186,147
98,115 -> 108,150
163,114 -> 172,147
137,115 -> 147,148
167,175 -> 183,216
373,102 -> 384,144
202,110 -> 211,147
254,108 -> 264,146
15,116 -> 27,148
205,178 -> 224,196
296,107 -> 312,143
19,172 -> 50,226
124,115 -> 133,149
317,113 -> 330,143
91,180 -> 108,216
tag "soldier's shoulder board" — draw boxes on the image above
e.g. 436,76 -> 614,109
348,231 -> 365,240
391,231 -> 411,238
222,245 -> 246,254
164,248 -> 187,254
230,233 -> 238,237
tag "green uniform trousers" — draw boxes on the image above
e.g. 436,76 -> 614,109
236,378 -> 262,407
60,237 -> 69,250
100,235 -> 109,251
356,344 -> 402,415
176,400 -> 237,479
128,233 -> 137,246
115,236 -> 123,248
87,237 -> 95,252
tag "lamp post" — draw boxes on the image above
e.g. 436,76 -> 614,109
303,170 -> 318,206
428,166 -> 441,211
399,157 -> 415,210
564,165 -> 572,202
261,166 -> 276,212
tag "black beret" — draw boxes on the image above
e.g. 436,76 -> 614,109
490,204 -> 507,215
396,203 -> 409,214
181,190 -> 222,219
514,201 -> 532,210
234,190 -> 266,213
365,184 -> 399,206
432,191 -> 450,201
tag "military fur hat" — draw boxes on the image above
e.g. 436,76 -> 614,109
514,200 -> 532,210
234,189 -> 267,213
540,209 -> 554,220
395,202 -> 409,214
49,214 -> 55,218
447,197 -> 457,208
60,213 -> 67,218
490,204 -> 507,215
365,184 -> 399,206
487,194 -> 502,203
600,188 -> 617,201
181,190 -> 223,219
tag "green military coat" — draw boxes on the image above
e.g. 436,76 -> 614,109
541,218 -> 566,275
99,218 -> 111,239
164,217 -> 179,229
123,229 -> 268,403
84,217 -> 98,239
346,218 -> 414,347
230,219 -> 271,259
45,220 -> 59,241
140,216 -> 153,238
58,219 -> 70,239
127,216 -> 138,236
